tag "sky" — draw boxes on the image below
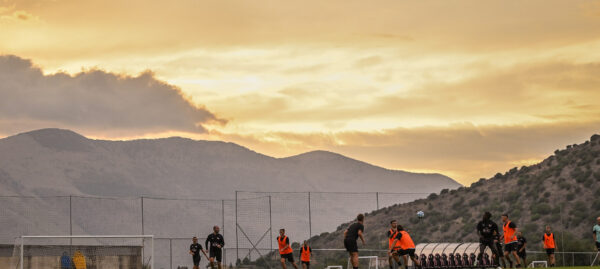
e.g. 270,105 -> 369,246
2,0 -> 600,185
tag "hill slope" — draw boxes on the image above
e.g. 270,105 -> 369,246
0,128 -> 460,198
309,134 -> 600,252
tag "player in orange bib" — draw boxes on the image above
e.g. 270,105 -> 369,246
542,226 -> 556,267
278,229 -> 299,269
502,213 -> 522,268
299,241 -> 312,269
390,225 -> 421,268
387,220 -> 403,269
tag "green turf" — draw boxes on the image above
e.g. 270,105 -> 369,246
538,266 -> 600,269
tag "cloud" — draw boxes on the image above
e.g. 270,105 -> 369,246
0,55 -> 224,135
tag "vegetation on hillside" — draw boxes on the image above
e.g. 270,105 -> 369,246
240,134 -> 600,268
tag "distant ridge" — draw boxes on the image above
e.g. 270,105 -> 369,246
0,128 -> 461,198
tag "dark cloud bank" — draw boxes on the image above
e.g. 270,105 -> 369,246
0,55 -> 222,136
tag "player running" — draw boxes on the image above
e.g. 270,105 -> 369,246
495,234 -> 507,268
205,226 -> 225,269
299,240 -> 312,269
387,220 -> 403,269
593,217 -> 600,252
389,225 -> 421,268
476,212 -> 500,267
502,214 -> 522,268
543,226 -> 556,267
190,236 -> 208,269
344,214 -> 365,269
517,231 -> 527,267
278,229 -> 299,269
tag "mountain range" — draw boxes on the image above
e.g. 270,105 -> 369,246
0,128 -> 460,198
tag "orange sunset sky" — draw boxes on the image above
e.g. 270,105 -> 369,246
2,0 -> 600,185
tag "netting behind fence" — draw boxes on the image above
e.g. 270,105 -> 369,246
0,191 -> 431,269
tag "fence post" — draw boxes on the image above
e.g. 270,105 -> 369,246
222,199 -> 226,267
235,191 -> 239,263
141,196 -> 145,235
269,195 -> 273,252
376,192 -> 379,210
559,204 -> 564,266
170,238 -> 173,269
69,195 -> 72,249
308,192 -> 312,238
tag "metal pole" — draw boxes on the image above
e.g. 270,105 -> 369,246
69,195 -> 72,248
235,191 -> 239,263
141,197 -> 145,235
376,192 -> 379,210
269,196 -> 273,252
170,239 -> 173,269
151,236 -> 154,269
560,205 -> 565,266
308,192 -> 312,238
222,199 -> 226,267
20,236 -> 23,269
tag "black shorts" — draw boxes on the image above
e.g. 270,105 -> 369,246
504,242 -> 517,252
518,251 -> 526,258
193,255 -> 201,266
545,248 -> 555,255
301,261 -> 310,265
210,248 -> 222,262
398,248 -> 416,258
496,244 -> 504,257
344,238 -> 358,253
596,242 -> 600,251
281,253 -> 294,262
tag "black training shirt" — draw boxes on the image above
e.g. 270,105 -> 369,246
345,222 -> 364,240
190,243 -> 203,256
517,236 -> 526,252
477,220 -> 499,239
206,233 -> 225,250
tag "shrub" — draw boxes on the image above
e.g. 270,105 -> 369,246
531,203 -> 552,215
505,191 -> 520,203
440,189 -> 449,194
566,193 -> 575,201
468,198 -> 479,207
428,193 -> 438,199
523,223 -> 539,234
531,213 -> 541,221
517,177 -> 527,186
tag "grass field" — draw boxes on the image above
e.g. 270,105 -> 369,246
528,267 -> 600,269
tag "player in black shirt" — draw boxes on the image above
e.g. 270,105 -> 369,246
189,236 -> 208,269
344,214 -> 365,269
517,231 -> 527,266
205,226 -> 225,269
476,212 -> 500,266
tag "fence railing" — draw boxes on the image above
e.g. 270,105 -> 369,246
0,191 -> 431,269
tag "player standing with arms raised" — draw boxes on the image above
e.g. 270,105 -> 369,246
543,226 -> 556,267
205,226 -> 225,269
502,214 -> 522,268
278,229 -> 299,269
344,214 -> 365,269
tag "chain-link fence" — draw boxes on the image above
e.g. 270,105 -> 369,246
0,191 -> 430,269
